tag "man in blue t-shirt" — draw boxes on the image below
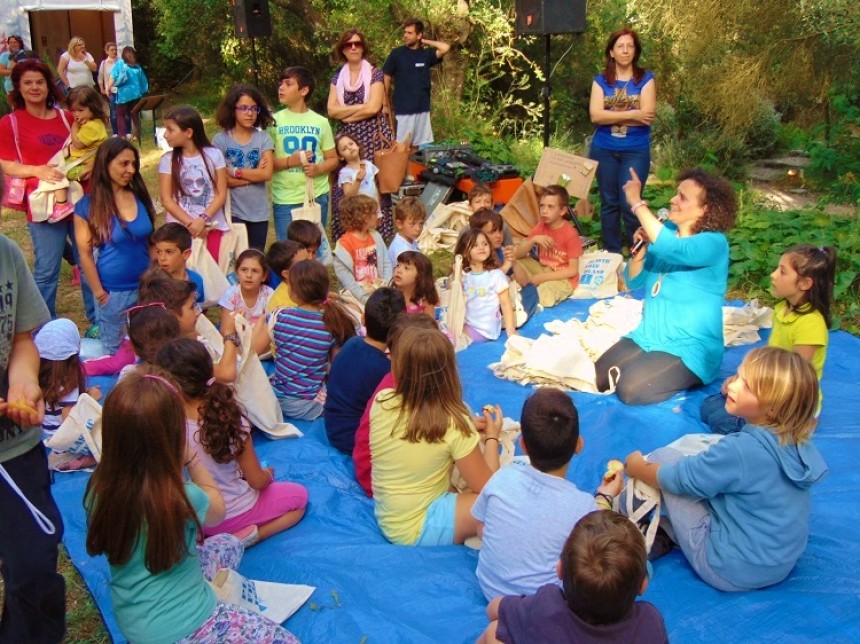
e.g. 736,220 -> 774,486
382,19 -> 450,146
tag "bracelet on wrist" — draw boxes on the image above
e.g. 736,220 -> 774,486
485,437 -> 499,444
631,200 -> 649,213
594,492 -> 614,506
235,168 -> 243,180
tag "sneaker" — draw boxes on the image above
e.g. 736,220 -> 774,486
48,201 -> 75,223
71,266 -> 81,286
232,524 -> 260,548
648,526 -> 676,561
84,324 -> 100,340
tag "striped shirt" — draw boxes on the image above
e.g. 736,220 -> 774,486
272,307 -> 335,399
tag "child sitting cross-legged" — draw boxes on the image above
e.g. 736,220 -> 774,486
156,338 -> 307,547
150,222 -> 205,304
369,325 -> 502,545
334,194 -> 392,304
479,510 -> 668,644
324,287 -> 406,453
217,248 -> 273,355
512,184 -> 582,308
387,196 -> 426,266
272,260 -> 357,420
472,388 -> 623,601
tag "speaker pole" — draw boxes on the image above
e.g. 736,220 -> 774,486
250,35 -> 260,88
542,35 -> 551,148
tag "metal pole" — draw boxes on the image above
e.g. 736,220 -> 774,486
542,34 -> 551,148
250,35 -> 260,88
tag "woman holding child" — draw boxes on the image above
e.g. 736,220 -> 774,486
595,167 -> 736,405
0,58 -> 96,324
327,29 -> 395,242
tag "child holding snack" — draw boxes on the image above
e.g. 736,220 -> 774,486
626,346 -> 828,591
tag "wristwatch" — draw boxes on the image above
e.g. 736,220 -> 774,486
222,332 -> 241,349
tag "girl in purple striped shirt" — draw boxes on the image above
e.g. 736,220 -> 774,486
271,260 -> 356,419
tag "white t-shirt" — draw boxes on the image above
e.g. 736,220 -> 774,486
388,233 -> 419,266
338,161 -> 380,202
217,283 -> 274,326
62,52 -> 96,89
463,269 -> 509,340
158,148 -> 228,231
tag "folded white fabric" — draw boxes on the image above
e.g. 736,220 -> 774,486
723,299 -> 773,346
210,568 -> 314,624
45,393 -> 102,460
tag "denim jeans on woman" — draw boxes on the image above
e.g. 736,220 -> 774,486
590,144 -> 651,253
97,288 -> 138,355
27,220 -> 96,322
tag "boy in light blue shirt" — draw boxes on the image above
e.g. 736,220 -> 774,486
472,389 -> 623,601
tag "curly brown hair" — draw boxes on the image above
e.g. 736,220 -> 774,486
678,168 -> 738,234
155,338 -> 248,465
340,194 -> 379,232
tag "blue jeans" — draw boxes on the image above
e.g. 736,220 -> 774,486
28,220 -> 96,322
649,447 -> 747,591
97,288 -> 137,354
700,393 -> 745,435
107,93 -> 118,135
590,145 -> 651,253
273,192 -> 330,241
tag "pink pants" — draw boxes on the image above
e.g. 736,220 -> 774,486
203,481 -> 307,537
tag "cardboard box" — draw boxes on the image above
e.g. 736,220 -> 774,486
533,148 -> 598,200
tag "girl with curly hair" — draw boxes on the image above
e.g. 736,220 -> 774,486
155,337 -> 307,547
594,167 -> 738,405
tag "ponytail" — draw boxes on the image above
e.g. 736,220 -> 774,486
322,298 -> 358,346
785,244 -> 837,328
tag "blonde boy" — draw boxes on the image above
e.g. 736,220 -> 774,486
388,196 -> 426,265
513,185 -> 582,307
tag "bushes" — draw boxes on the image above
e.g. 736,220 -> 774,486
807,92 -> 860,205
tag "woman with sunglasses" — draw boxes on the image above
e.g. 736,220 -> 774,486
74,138 -> 155,363
327,28 -> 395,242
213,85 -> 275,251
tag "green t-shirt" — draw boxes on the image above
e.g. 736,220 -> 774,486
268,107 -> 335,205
0,234 -> 51,464
110,482 -> 217,643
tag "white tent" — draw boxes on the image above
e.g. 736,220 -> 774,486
1,0 -> 133,65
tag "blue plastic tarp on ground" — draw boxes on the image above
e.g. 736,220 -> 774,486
53,295 -> 860,642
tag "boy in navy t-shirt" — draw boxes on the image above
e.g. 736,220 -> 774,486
479,510 -> 668,644
323,288 -> 406,452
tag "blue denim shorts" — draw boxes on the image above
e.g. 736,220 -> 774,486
415,492 -> 457,546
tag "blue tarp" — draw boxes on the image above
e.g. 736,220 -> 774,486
53,296 -> 860,642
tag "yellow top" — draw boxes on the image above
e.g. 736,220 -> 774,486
369,389 -> 478,544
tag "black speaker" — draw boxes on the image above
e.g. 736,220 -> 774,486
515,0 -> 587,35
233,0 -> 272,38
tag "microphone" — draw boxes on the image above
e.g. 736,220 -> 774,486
630,208 -> 669,256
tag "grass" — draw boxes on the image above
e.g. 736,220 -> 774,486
3,82 -> 856,640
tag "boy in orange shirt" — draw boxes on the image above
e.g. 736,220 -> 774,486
513,185 -> 582,307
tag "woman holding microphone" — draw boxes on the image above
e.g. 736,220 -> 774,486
594,167 -> 737,405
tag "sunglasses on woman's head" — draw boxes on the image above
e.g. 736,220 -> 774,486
235,105 -> 261,113
344,40 -> 363,50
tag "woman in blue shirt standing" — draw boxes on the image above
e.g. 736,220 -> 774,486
595,167 -> 737,405
589,28 -> 656,254
74,138 -> 155,357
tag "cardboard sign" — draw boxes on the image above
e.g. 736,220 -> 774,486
533,148 -> 598,199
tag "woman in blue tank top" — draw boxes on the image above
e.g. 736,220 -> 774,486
589,29 -> 656,253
